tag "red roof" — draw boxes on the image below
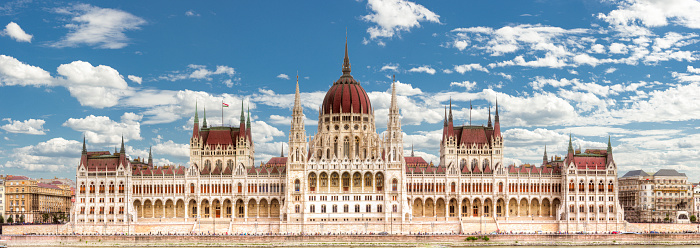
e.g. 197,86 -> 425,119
7,175 -> 29,180
451,126 -> 495,147
205,129 -> 235,148
38,183 -> 61,190
405,156 -> 428,167
266,157 -> 288,167
574,156 -> 607,170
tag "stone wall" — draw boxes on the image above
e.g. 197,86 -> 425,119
11,221 -> 694,235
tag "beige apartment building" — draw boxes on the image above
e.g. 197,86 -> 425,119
5,175 -> 73,223
619,169 -> 692,223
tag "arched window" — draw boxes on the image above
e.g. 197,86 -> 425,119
482,159 -> 490,171
190,183 -> 195,193
326,148 -> 330,160
392,179 -> 398,191
364,173 -> 373,187
331,173 -> 339,187
579,180 -> 584,192
295,205 -> 300,213
589,180 -> 594,192
237,183 -> 242,193
320,173 -> 328,187
375,173 -> 384,191
355,136 -> 360,158
608,181 -> 614,192
460,159 -> 467,169
471,159 -> 478,171
333,137 -> 338,158
343,137 -> 350,158
109,182 -> 114,194
227,160 -> 233,169
498,182 -> 503,193
599,180 -> 604,192
204,160 -> 211,168
294,179 -> 300,192
342,173 -> 350,190
354,173 -> 361,187
309,173 -> 317,192
118,182 -> 124,194
216,160 -> 222,168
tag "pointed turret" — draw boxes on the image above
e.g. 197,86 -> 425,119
411,143 -> 415,157
289,74 -> 307,163
443,106 -> 447,127
148,146 -> 153,166
607,136 -> 614,163
120,136 -> 125,154
448,98 -> 453,124
568,134 -> 574,154
202,106 -> 208,128
82,136 -> 87,155
566,134 -> 575,165
239,100 -> 246,138
281,143 -> 284,157
543,145 -> 548,165
193,101 -> 200,138
487,105 -> 492,127
494,98 -> 501,137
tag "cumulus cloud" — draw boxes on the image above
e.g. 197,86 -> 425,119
185,10 -> 200,17
127,75 -> 142,84
1,118 -> 48,135
3,138 -> 81,172
57,60 -> 131,108
380,63 -> 399,72
277,73 -> 290,80
0,55 -> 53,86
598,0 -> 700,36
152,140 -> 189,159
62,112 -> 142,146
453,63 -> 488,73
53,4 -> 146,49
2,22 -> 32,42
450,81 -> 477,91
362,0 -> 440,42
407,65 -> 436,74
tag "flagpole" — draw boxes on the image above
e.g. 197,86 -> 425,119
469,100 -> 472,125
221,100 -> 224,127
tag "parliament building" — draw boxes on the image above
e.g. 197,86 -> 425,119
72,43 -> 625,234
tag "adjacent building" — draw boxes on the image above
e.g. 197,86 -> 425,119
0,179 -> 4,221
619,169 -> 692,223
72,43 -> 624,233
4,175 -> 73,223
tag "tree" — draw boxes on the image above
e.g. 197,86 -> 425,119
18,215 -> 25,223
42,213 -> 50,223
691,215 -> 697,223
7,216 -> 13,224
0,215 -> 4,224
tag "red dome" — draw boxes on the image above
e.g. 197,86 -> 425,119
321,42 -> 372,115
322,80 -> 372,114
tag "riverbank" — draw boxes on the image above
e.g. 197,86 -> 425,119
4,234 -> 700,247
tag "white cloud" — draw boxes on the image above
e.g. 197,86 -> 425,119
3,138 -> 81,172
590,44 -> 606,54
598,0 -> 700,33
450,81 -> 477,91
380,63 -> 399,72
277,73 -> 290,80
362,0 -> 440,41
605,67 -> 617,74
451,24 -> 588,56
62,112 -> 142,146
251,120 -> 285,143
152,140 -> 189,159
495,72 -> 512,80
57,60 -> 131,108
453,63 -> 489,73
529,77 -> 575,90
572,53 -> 602,67
53,4 -> 146,49
689,66 -> 700,74
1,118 -> 48,135
609,42 -> 629,54
0,55 -> 53,86
127,75 -> 142,84
442,69 -> 453,74
2,22 -> 32,42
185,10 -> 200,17
407,65 -> 436,74
159,64 -> 236,81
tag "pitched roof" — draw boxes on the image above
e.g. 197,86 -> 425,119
622,170 -> 650,177
7,175 -> 29,180
405,156 -> 428,167
653,169 -> 686,177
265,157 -> 287,167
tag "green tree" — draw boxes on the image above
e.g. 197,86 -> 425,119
0,215 -> 4,224
7,216 -> 13,224
42,213 -> 50,223
18,215 -> 25,223
691,215 -> 697,222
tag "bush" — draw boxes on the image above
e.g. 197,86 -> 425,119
483,236 -> 490,241
691,215 -> 697,222
465,236 -> 478,241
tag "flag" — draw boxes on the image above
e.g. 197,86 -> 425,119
222,103 -> 229,107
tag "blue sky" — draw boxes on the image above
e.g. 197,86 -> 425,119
1,0 -> 700,181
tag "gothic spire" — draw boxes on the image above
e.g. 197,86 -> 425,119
390,75 -> 397,113
240,99 -> 245,124
281,143 -> 284,157
448,98 -> 453,123
120,135 -> 125,154
495,98 -> 499,123
487,105 -> 492,127
82,136 -> 87,154
543,145 -> 548,164
202,106 -> 208,128
568,134 -> 574,154
411,142 -> 414,157
607,136 -> 612,154
148,146 -> 153,165
443,106 -> 447,126
342,37 -> 351,76
247,106 -> 251,128
194,100 -> 199,123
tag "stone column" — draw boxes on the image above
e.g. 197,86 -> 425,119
244,203 -> 248,222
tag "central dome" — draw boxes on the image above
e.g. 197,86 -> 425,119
321,41 -> 372,115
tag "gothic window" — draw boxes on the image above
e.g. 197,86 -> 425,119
334,137 -> 339,158
471,159 -> 478,171
375,173 -> 384,191
482,159 -> 490,171
309,173 -> 317,191
355,136 -> 360,158
326,148 -> 330,160
204,160 -> 211,169
364,173 -> 373,187
227,160 -> 233,169
353,173 -> 361,187
392,179 -> 398,191
331,173 -> 339,187
343,137 -> 350,158
392,148 -> 396,161
460,159 -> 467,170
342,173 -> 350,188
294,179 -> 300,192
320,173 -> 328,187
216,160 -> 222,169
